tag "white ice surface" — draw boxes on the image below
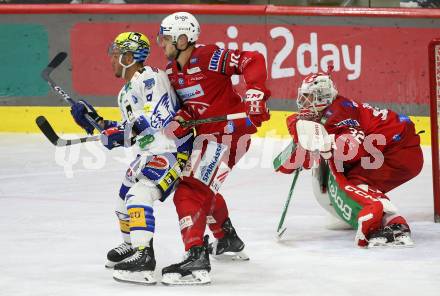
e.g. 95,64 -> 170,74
1,134 -> 439,296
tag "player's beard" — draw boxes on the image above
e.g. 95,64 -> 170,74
166,47 -> 179,61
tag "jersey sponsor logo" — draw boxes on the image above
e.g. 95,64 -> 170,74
328,180 -> 353,221
143,78 -> 155,90
334,118 -> 360,127
398,114 -> 411,122
189,74 -> 206,82
179,216 -> 193,230
143,155 -> 169,180
208,48 -> 225,71
324,109 -> 333,117
201,143 -> 224,183
392,134 -> 402,142
147,155 -> 169,170
341,100 -> 356,108
187,67 -> 201,74
151,93 -> 175,128
176,84 -> 205,101
345,185 -> 377,202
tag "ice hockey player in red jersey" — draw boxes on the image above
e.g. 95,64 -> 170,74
157,12 -> 270,284
277,73 -> 423,248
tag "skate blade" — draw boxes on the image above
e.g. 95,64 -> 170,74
368,240 -> 415,249
161,270 -> 211,286
105,260 -> 118,269
367,238 -> 389,248
113,270 -> 157,285
212,251 -> 249,261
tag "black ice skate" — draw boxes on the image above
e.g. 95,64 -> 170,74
368,224 -> 414,248
161,236 -> 211,285
112,242 -> 156,285
105,242 -> 135,268
208,218 -> 249,261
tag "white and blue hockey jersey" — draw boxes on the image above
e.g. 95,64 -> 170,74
116,66 -> 180,155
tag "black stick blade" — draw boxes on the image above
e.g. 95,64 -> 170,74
36,116 -> 60,146
48,52 -> 67,69
41,52 -> 68,81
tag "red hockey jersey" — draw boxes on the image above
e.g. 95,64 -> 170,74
166,44 -> 269,135
321,96 -> 417,163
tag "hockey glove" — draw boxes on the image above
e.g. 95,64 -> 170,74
100,126 -> 125,150
286,114 -> 300,144
164,109 -> 193,139
276,146 -> 317,174
70,100 -> 103,135
244,87 -> 270,127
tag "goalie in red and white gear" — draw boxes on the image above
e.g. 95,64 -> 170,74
277,73 -> 423,248
157,11 -> 270,285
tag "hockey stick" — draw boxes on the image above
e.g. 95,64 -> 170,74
41,52 -> 103,132
36,116 -> 99,147
273,140 -> 300,238
276,169 -> 300,238
180,112 -> 248,128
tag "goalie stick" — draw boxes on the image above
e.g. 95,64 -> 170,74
273,140 -> 301,238
36,116 -> 99,147
276,169 -> 300,238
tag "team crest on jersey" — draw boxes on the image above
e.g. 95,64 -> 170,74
190,57 -> 199,64
178,78 -> 185,85
131,95 -> 138,104
208,48 -> 225,71
150,93 -> 175,128
143,78 -> 155,90
176,84 -> 205,101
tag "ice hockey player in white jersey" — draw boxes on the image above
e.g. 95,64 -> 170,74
70,32 -> 192,285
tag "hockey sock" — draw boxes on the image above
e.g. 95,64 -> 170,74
208,193 -> 229,239
174,178 -> 214,250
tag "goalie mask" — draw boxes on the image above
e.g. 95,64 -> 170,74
297,73 -> 338,115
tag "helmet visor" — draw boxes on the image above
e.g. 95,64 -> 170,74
108,42 -> 123,56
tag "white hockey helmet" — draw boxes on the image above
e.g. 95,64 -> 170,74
297,73 -> 338,114
158,11 -> 200,44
